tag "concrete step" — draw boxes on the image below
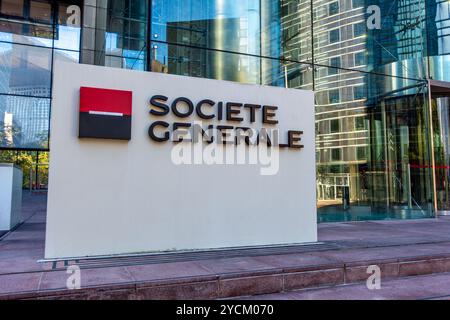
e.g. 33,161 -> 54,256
3,246 -> 450,300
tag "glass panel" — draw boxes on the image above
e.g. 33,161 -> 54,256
54,2 -> 81,51
80,50 -> 144,71
264,59 -> 313,89
151,41 -> 261,84
433,97 -> 450,212
107,0 -> 149,57
54,49 -> 79,63
312,0 -> 427,80
426,1 -> 450,81
1,0 -> 24,17
105,29 -> 147,57
0,95 -> 50,149
151,0 -> 312,64
30,1 -> 52,23
151,0 -> 261,55
316,65 -> 433,222
0,42 -> 52,97
0,0 -> 56,46
329,2 -> 339,16
278,0 -> 313,63
149,40 -> 314,88
106,50 -> 145,70
81,0 -> 147,69
30,151 -> 49,190
0,20 -> 54,47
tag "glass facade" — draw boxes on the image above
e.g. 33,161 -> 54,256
4,0 -> 450,221
0,0 -> 81,150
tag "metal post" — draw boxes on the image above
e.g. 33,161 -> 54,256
35,151 -> 39,190
407,163 -> 412,209
284,65 -> 288,88
427,80 -> 438,216
382,102 -> 390,209
29,167 -> 32,192
147,0 -> 152,72
310,0 -> 315,91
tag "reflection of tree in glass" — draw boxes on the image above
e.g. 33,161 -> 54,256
0,119 -> 21,147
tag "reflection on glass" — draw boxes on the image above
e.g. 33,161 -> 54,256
54,2 -> 81,51
0,42 -> 52,97
55,49 -> 80,63
92,0 -> 149,70
0,1 -> 82,49
0,0 -> 81,151
152,0 -> 261,53
151,40 -> 314,89
151,41 -> 261,83
1,0 -> 24,17
30,1 -> 52,23
317,70 -> 433,222
432,97 -> 450,212
0,95 -> 50,149
151,0 -> 264,82
0,20 -> 54,47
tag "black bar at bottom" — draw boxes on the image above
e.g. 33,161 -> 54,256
79,112 -> 132,141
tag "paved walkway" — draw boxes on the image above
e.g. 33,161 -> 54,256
1,192 -> 450,299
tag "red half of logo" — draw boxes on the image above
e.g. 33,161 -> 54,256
79,87 -> 132,140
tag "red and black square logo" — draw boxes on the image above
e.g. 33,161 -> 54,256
79,87 -> 132,140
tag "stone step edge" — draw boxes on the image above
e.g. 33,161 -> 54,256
2,254 -> 450,300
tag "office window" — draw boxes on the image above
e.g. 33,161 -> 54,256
151,0 -> 260,55
329,29 -> 340,43
329,1 -> 339,16
357,146 -> 366,160
0,42 -> 52,97
331,148 -> 342,161
355,116 -> 366,130
328,57 -> 340,75
0,0 -> 24,16
0,0 -> 81,150
330,119 -> 340,133
30,1 -> 52,23
353,86 -> 365,100
352,0 -> 365,9
353,22 -> 366,37
354,51 -> 366,66
288,1 -> 298,15
290,48 -> 300,60
329,89 -> 340,103
0,0 -> 56,42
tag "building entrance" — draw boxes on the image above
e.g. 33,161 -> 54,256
430,81 -> 450,215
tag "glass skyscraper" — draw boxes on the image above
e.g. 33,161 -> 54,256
2,0 -> 450,222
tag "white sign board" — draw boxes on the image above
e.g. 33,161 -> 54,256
45,60 -> 317,259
